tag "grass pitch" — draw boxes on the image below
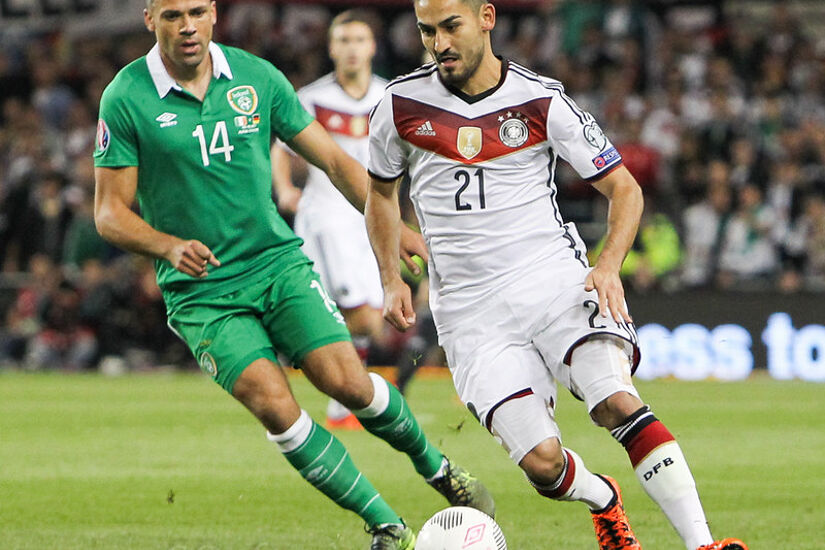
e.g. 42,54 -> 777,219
0,370 -> 820,549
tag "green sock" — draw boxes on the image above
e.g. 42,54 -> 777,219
355,377 -> 444,478
282,420 -> 400,527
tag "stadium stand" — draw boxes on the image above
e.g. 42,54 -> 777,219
1,0 -> 823,371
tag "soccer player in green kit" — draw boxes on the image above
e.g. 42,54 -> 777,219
92,1 -> 494,548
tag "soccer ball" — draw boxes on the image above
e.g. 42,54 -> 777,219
415,506 -> 507,550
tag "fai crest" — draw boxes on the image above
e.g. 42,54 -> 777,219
499,118 -> 529,148
198,351 -> 218,377
227,85 -> 259,115
457,126 -> 482,160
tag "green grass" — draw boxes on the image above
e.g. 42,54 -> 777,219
0,370 -> 821,549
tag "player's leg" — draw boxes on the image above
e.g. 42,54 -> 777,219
325,303 -> 385,429
534,290 -> 745,550
296,214 -> 386,428
232,358 -> 406,529
168,300 -> 412,547
488,392 -> 640,550
569,335 -> 742,550
300,340 -> 495,517
266,263 -> 495,517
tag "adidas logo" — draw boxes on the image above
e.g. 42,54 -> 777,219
415,120 -> 436,136
155,112 -> 178,128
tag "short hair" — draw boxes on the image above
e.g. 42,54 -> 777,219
461,0 -> 487,11
328,8 -> 379,40
413,0 -> 487,11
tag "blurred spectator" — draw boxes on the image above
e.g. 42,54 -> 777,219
780,190 -> 825,292
728,136 -> 766,189
22,171 -> 73,266
765,158 -> 804,247
717,184 -> 778,289
24,277 -> 97,371
0,254 -> 58,365
641,83 -> 684,162
616,116 -> 661,195
681,183 -> 732,288
698,89 -> 737,161
30,58 -> 75,131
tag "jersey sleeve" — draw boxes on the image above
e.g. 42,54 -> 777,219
267,63 -> 314,142
546,87 -> 622,182
93,82 -> 139,167
367,92 -> 407,181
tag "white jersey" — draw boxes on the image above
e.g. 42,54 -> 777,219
368,60 -> 624,331
297,72 -> 387,220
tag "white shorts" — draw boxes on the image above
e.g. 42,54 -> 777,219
440,277 -> 640,431
294,209 -> 383,310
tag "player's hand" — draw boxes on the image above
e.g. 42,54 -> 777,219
166,239 -> 221,278
584,264 -> 632,324
382,276 -> 416,332
277,185 -> 302,215
400,224 -> 428,276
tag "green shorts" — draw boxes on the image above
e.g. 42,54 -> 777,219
168,261 -> 351,393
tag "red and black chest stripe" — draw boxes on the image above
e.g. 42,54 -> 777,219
393,95 -> 550,164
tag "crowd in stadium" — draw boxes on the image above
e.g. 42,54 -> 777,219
0,1 -> 823,371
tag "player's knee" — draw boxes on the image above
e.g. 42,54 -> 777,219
323,369 -> 374,410
590,391 -> 645,429
302,343 -> 373,407
232,372 -> 301,433
568,335 -> 641,418
520,438 -> 565,486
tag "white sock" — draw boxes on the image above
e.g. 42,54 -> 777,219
425,456 -> 449,482
531,448 -> 615,511
266,409 -> 313,452
634,441 -> 712,549
352,372 -> 390,418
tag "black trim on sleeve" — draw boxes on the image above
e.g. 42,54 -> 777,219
368,169 -> 404,183
585,161 -> 624,184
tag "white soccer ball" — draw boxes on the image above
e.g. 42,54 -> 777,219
415,506 -> 507,550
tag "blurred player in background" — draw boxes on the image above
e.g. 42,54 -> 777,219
365,1 -> 747,549
272,9 -> 387,430
93,1 -> 494,548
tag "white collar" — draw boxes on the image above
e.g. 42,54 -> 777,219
146,41 -> 233,98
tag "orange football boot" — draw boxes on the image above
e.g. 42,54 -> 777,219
325,412 -> 363,430
697,539 -> 748,550
591,475 -> 643,549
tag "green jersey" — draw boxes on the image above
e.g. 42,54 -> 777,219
93,42 -> 313,311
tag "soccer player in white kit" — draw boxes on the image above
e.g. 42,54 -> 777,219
272,10 -> 398,429
365,1 -> 748,549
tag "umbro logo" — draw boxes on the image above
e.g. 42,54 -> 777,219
415,120 -> 436,136
155,112 -> 178,128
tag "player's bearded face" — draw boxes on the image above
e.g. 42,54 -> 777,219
415,0 -> 487,88
145,0 -> 216,71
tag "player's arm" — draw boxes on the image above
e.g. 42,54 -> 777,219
94,166 -> 220,278
365,174 -> 418,332
270,142 -> 303,215
287,121 -> 428,273
588,165 -> 643,323
287,120 -> 367,212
